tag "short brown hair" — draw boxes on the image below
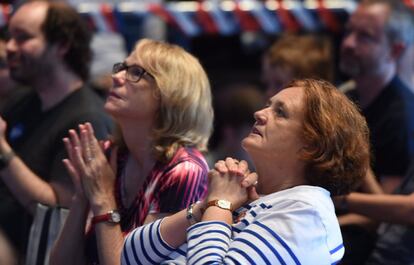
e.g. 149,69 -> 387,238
41,1 -> 92,81
291,79 -> 370,196
264,34 -> 334,82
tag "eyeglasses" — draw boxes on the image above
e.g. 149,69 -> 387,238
112,62 -> 152,83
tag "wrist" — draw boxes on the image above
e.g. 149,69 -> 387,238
186,201 -> 204,225
91,209 -> 121,225
90,198 -> 117,216
205,199 -> 234,212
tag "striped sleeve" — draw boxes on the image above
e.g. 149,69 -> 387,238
186,203 -> 344,265
122,218 -> 179,265
186,220 -> 292,265
186,221 -> 233,264
330,243 -> 345,265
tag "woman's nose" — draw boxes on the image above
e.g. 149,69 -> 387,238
254,109 -> 266,125
111,71 -> 126,87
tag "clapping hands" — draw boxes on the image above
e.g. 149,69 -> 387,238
62,122 -> 117,213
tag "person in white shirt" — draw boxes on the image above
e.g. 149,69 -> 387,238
122,79 -> 370,265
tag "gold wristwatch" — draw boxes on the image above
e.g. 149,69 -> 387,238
206,199 -> 233,212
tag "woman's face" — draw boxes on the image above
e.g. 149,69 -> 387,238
242,86 -> 305,167
104,50 -> 159,122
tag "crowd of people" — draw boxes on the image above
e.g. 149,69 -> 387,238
0,0 -> 414,265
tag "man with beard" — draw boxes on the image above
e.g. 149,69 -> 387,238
0,0 -> 112,259
337,0 -> 414,264
340,0 -> 414,193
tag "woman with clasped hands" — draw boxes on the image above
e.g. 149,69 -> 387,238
121,79 -> 370,265
49,39 -> 214,265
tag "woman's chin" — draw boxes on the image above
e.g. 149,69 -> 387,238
104,102 -> 119,115
241,137 -> 259,156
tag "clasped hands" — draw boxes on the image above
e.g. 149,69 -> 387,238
62,122 -> 116,213
207,157 -> 259,210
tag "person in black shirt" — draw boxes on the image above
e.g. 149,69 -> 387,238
0,0 -> 112,258
339,0 -> 414,193
337,0 -> 414,264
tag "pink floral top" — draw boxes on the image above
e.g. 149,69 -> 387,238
115,146 -> 208,232
86,146 -> 208,264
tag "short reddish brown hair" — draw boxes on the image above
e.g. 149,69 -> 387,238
289,79 -> 370,196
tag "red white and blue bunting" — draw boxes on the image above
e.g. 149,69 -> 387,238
3,0 -> 411,36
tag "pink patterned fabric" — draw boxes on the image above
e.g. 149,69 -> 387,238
86,146 -> 208,264
115,146 -> 209,233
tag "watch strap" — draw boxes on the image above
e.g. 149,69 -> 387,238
0,150 -> 16,171
91,210 -> 121,225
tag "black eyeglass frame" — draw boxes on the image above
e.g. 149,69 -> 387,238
112,62 -> 153,83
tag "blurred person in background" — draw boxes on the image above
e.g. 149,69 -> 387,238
396,5 -> 414,92
261,33 -> 334,98
207,83 -> 264,169
339,0 -> 414,193
0,0 -> 112,258
0,25 -> 20,113
337,0 -> 414,263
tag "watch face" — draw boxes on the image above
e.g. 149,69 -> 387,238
217,200 -> 231,209
110,211 -> 121,223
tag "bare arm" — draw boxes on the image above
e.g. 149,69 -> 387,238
338,213 -> 379,232
379,175 -> 403,194
359,168 -> 383,194
0,138 -> 61,213
345,192 -> 414,225
49,196 -> 89,265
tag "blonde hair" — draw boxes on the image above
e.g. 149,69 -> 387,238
124,39 -> 214,162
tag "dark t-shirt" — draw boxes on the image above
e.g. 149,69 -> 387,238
346,76 -> 414,178
0,86 -> 113,255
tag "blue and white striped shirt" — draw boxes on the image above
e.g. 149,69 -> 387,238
122,185 -> 344,265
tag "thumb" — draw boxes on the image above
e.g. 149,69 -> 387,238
247,186 -> 260,202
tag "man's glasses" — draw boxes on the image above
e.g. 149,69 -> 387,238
112,62 -> 152,83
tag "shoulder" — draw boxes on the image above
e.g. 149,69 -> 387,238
2,89 -> 38,118
247,187 -> 340,237
154,148 -> 208,189
166,147 -> 209,173
66,86 -> 106,112
234,186 -> 343,264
